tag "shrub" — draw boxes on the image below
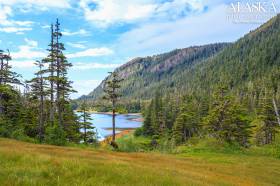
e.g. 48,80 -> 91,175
11,128 -> 36,143
116,134 -> 151,152
45,126 -> 66,146
134,127 -> 144,137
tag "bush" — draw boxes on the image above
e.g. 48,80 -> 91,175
45,126 -> 66,146
11,128 -> 37,143
174,137 -> 244,154
116,134 -> 151,152
0,125 -> 9,138
134,127 -> 144,137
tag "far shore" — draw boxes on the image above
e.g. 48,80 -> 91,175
103,127 -> 136,131
75,110 -> 142,116
100,129 -> 135,144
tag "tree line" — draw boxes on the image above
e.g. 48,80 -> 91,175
0,19 -> 97,145
138,82 -> 279,148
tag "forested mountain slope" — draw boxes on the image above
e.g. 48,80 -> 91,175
185,15 -> 280,96
81,14 -> 280,105
80,43 -> 229,102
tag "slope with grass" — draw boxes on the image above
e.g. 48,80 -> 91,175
1,138 -> 280,186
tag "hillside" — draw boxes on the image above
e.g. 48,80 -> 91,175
186,15 -> 280,95
1,138 -> 280,185
80,43 -> 229,102
81,14 -> 280,106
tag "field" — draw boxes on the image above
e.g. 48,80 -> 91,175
0,138 -> 280,186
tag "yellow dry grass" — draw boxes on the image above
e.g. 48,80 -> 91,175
0,138 -> 280,186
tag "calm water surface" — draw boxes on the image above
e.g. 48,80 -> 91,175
88,113 -> 143,140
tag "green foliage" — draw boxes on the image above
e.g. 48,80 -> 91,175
82,43 -> 228,102
45,125 -> 66,146
203,87 -> 252,147
175,137 -> 244,155
255,96 -> 279,145
103,71 -> 123,143
78,102 -> 97,144
116,133 -> 151,152
134,127 -> 144,137
11,129 -> 37,143
172,96 -> 199,145
0,20 -> 82,146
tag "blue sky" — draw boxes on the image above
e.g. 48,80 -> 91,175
0,0 -> 279,98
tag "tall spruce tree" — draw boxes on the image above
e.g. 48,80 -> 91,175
103,71 -> 123,144
0,50 -> 21,115
53,18 -> 75,130
28,60 -> 48,142
0,49 -> 21,85
43,24 -> 56,125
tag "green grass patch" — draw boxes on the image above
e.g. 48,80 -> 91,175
1,138 -> 280,185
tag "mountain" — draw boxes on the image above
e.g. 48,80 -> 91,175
188,15 -> 280,95
80,14 -> 280,108
80,43 -> 229,101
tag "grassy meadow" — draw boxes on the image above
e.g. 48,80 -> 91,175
0,137 -> 280,186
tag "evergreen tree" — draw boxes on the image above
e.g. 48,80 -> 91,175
27,60 -> 48,142
52,18 -> 75,130
78,102 -> 95,144
43,24 -> 56,125
103,71 -> 123,144
151,91 -> 164,136
172,97 -> 198,145
0,50 -> 21,115
203,87 -> 252,146
0,49 -> 21,85
142,100 -> 154,135
256,96 -> 279,145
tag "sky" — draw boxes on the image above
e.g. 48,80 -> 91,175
0,0 -> 279,98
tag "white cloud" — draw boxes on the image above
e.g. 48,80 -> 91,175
0,5 -> 12,21
0,5 -> 34,34
11,38 -> 46,59
10,60 -> 36,68
0,0 -> 71,10
62,29 -> 90,36
79,0 -> 204,27
24,38 -> 38,47
0,27 -> 32,33
116,4 -> 266,56
71,79 -> 102,98
66,42 -> 86,49
73,62 -> 121,70
41,24 -> 50,29
67,47 -> 114,58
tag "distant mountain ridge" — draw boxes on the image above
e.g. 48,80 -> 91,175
80,43 -> 229,101
80,14 -> 280,106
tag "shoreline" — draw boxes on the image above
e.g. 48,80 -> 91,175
100,129 -> 135,144
103,127 -> 136,131
77,110 -> 142,116
80,111 -> 144,122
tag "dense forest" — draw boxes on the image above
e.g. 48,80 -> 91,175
79,14 -> 280,148
0,19 -> 97,145
1,14 -> 280,150
134,15 -> 280,148
2,2 -> 280,185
